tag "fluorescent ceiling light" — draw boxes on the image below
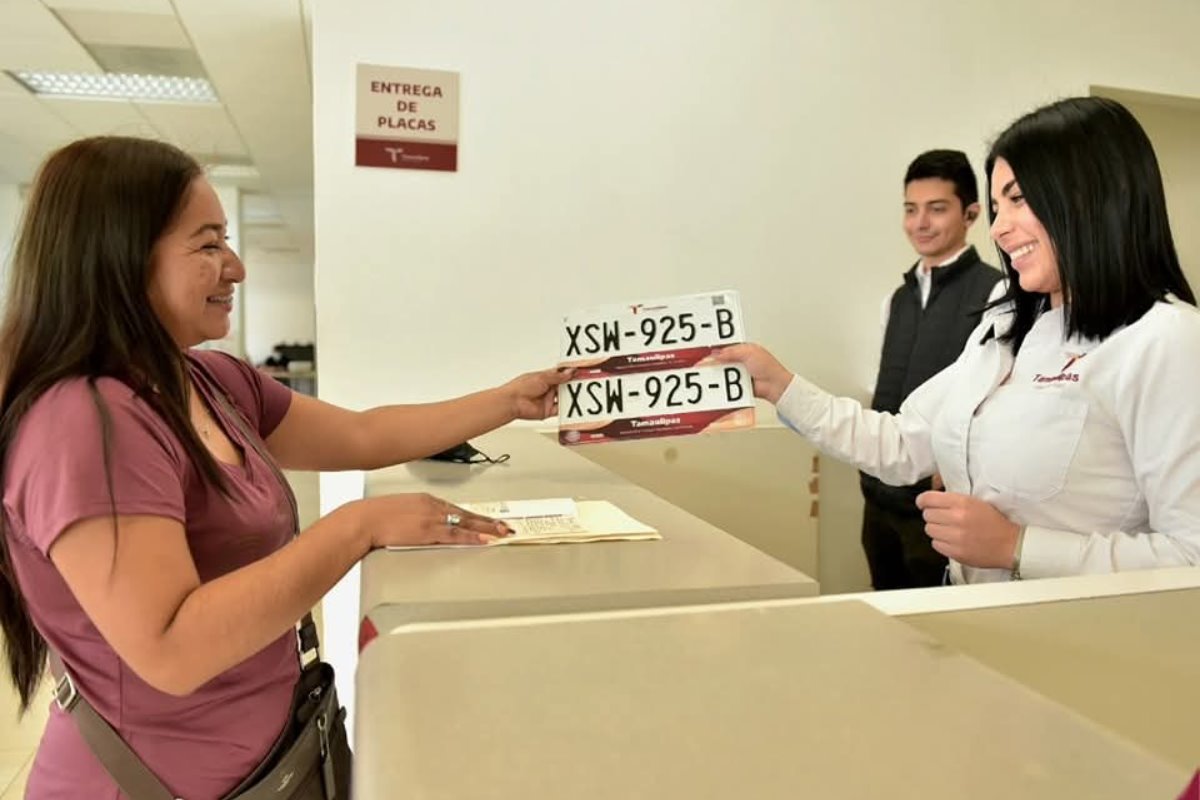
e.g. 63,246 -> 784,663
206,163 -> 260,181
9,70 -> 217,103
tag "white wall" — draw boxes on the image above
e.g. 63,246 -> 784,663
242,248 -> 316,365
312,0 -> 1200,714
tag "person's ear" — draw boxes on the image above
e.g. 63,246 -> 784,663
964,203 -> 981,225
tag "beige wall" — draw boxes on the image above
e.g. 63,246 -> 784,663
1114,95 -> 1200,292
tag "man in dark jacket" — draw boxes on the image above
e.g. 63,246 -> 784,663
862,150 -> 1003,589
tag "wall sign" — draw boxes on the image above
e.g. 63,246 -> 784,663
355,64 -> 459,172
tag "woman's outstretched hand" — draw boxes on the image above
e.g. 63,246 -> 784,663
503,367 -> 574,420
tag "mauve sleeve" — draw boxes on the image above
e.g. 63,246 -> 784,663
191,350 -> 293,438
6,378 -> 187,557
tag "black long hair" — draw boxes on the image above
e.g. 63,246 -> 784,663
0,137 -> 231,711
985,96 -> 1194,353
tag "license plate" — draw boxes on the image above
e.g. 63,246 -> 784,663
558,364 -> 755,445
559,290 -> 745,377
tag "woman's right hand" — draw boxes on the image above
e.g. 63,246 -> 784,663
350,493 -> 511,549
710,343 -> 795,405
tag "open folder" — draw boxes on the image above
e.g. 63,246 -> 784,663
385,498 -> 661,550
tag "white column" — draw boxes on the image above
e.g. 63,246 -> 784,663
318,471 -> 365,744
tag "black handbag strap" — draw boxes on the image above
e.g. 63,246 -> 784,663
47,364 -> 326,799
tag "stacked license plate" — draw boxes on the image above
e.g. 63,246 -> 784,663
557,290 -> 755,445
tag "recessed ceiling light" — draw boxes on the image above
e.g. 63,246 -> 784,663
8,70 -> 217,104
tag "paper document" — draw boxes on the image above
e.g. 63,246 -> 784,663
384,498 -> 660,550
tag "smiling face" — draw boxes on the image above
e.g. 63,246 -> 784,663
989,157 -> 1063,307
146,177 -> 245,348
902,177 -> 977,268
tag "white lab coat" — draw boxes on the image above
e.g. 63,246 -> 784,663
778,298 -> 1200,583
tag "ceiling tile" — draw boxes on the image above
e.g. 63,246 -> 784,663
54,9 -> 190,49
0,93 -> 81,155
40,97 -> 158,139
173,0 -> 313,260
87,44 -> 206,78
0,0 -> 311,259
0,0 -> 100,72
40,0 -> 175,13
134,101 -> 248,160
0,72 -> 31,97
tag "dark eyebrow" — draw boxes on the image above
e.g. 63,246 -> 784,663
189,223 -> 226,238
990,179 -> 1020,205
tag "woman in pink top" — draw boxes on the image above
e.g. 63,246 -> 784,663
0,137 -> 566,798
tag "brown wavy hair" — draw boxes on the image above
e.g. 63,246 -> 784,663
0,137 -> 230,711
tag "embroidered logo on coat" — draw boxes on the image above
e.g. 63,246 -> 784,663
1033,352 -> 1086,384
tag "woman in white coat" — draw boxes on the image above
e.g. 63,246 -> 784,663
718,96 -> 1200,584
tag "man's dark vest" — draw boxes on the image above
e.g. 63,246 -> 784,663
861,246 -> 1002,515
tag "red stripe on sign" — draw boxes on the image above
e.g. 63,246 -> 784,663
560,408 -> 753,445
568,346 -> 718,379
358,616 -> 379,652
355,138 -> 457,171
